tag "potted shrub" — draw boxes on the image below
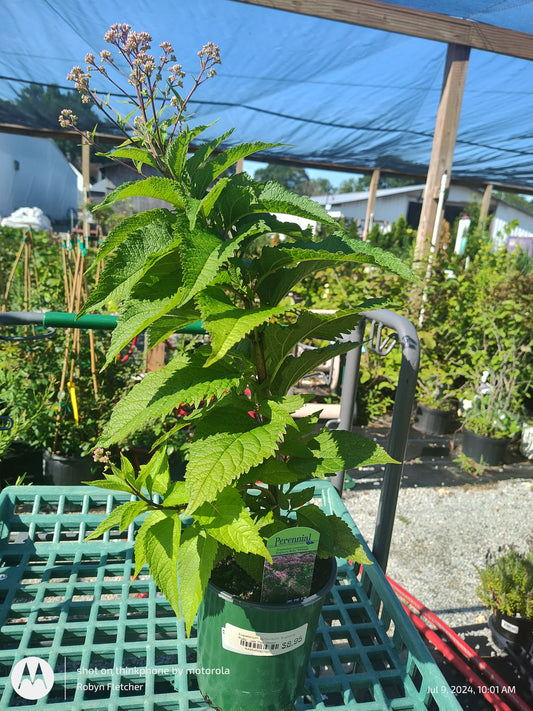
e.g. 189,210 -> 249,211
61,25 -> 413,710
27,330 -> 140,485
0,342 -> 51,485
477,545 -> 533,661
459,365 -> 525,466
414,359 -> 457,435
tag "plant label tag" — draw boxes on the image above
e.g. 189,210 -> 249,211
260,526 -> 319,603
500,618 -> 519,634
222,622 -> 308,656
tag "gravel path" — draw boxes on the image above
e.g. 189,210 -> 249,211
343,468 -> 533,631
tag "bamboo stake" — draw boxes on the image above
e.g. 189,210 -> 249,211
2,235 -> 26,309
88,329 -> 99,401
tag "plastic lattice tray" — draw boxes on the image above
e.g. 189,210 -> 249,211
0,484 -> 460,710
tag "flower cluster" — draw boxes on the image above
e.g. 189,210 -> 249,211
93,447 -> 111,466
59,24 -> 221,177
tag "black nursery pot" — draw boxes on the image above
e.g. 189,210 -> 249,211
462,428 -> 508,466
43,450 -> 94,486
0,444 -> 42,483
489,609 -> 533,650
413,404 -> 452,435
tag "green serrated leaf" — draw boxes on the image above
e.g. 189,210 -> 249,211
90,209 -> 176,264
117,452 -> 136,486
192,142 -> 281,197
108,145 -> 158,169
85,473 -> 133,494
258,180 -> 338,225
197,286 -> 294,366
254,232 -> 414,304
165,124 -> 212,181
270,338 -> 358,397
119,500 -> 150,530
177,525 -> 218,634
103,249 -> 184,364
186,128 -> 235,181
82,219 -> 180,315
134,511 -> 158,578
287,486 -> 315,509
137,447 -> 171,497
84,499 -> 142,541
281,233 -> 414,281
184,398 -> 294,515
99,351 -> 242,447
239,458 -> 305,486
145,306 -> 202,351
200,176 -> 229,217
177,226 -> 249,310
143,510 -> 182,616
162,481 -> 189,507
95,176 -> 188,210
263,309 -> 368,384
194,487 -> 270,558
311,429 -> 396,474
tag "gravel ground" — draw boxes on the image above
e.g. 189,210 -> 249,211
340,441 -> 533,706
343,465 -> 533,631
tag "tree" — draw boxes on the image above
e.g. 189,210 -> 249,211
254,164 -> 310,193
494,191 -> 533,212
339,174 -> 416,193
7,83 -> 115,166
254,164 -> 333,196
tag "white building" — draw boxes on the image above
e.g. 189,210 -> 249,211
0,133 -> 80,224
313,184 -> 533,255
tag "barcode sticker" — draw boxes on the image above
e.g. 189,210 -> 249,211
221,623 -> 308,656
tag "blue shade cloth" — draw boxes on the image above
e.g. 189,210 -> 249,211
1,0 -> 533,188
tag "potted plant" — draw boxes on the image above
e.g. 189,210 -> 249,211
61,25 -> 413,710
0,342 -> 51,485
459,360 -> 526,466
477,544 -> 533,667
27,330 -> 140,485
414,359 -> 458,435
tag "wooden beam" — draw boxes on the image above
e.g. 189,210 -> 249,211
362,169 -> 380,240
236,0 -> 533,61
0,122 -> 123,144
414,43 -> 471,264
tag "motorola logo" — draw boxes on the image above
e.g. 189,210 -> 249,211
10,656 -> 55,700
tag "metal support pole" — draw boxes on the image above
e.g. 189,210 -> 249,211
330,318 -> 366,494
332,309 -> 420,572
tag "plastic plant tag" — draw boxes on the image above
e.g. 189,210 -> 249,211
260,526 -> 319,603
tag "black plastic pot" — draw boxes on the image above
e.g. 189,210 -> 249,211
413,403 -> 452,435
196,558 -> 337,711
462,428 -> 508,466
0,444 -> 42,482
489,611 -> 533,692
42,450 -> 94,486
490,609 -> 533,648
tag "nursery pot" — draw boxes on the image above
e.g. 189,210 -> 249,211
43,450 -> 94,486
413,403 -> 452,435
489,610 -> 533,650
0,444 -> 42,482
196,557 -> 337,711
462,428 -> 508,466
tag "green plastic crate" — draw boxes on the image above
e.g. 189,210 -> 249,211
0,483 -> 461,710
